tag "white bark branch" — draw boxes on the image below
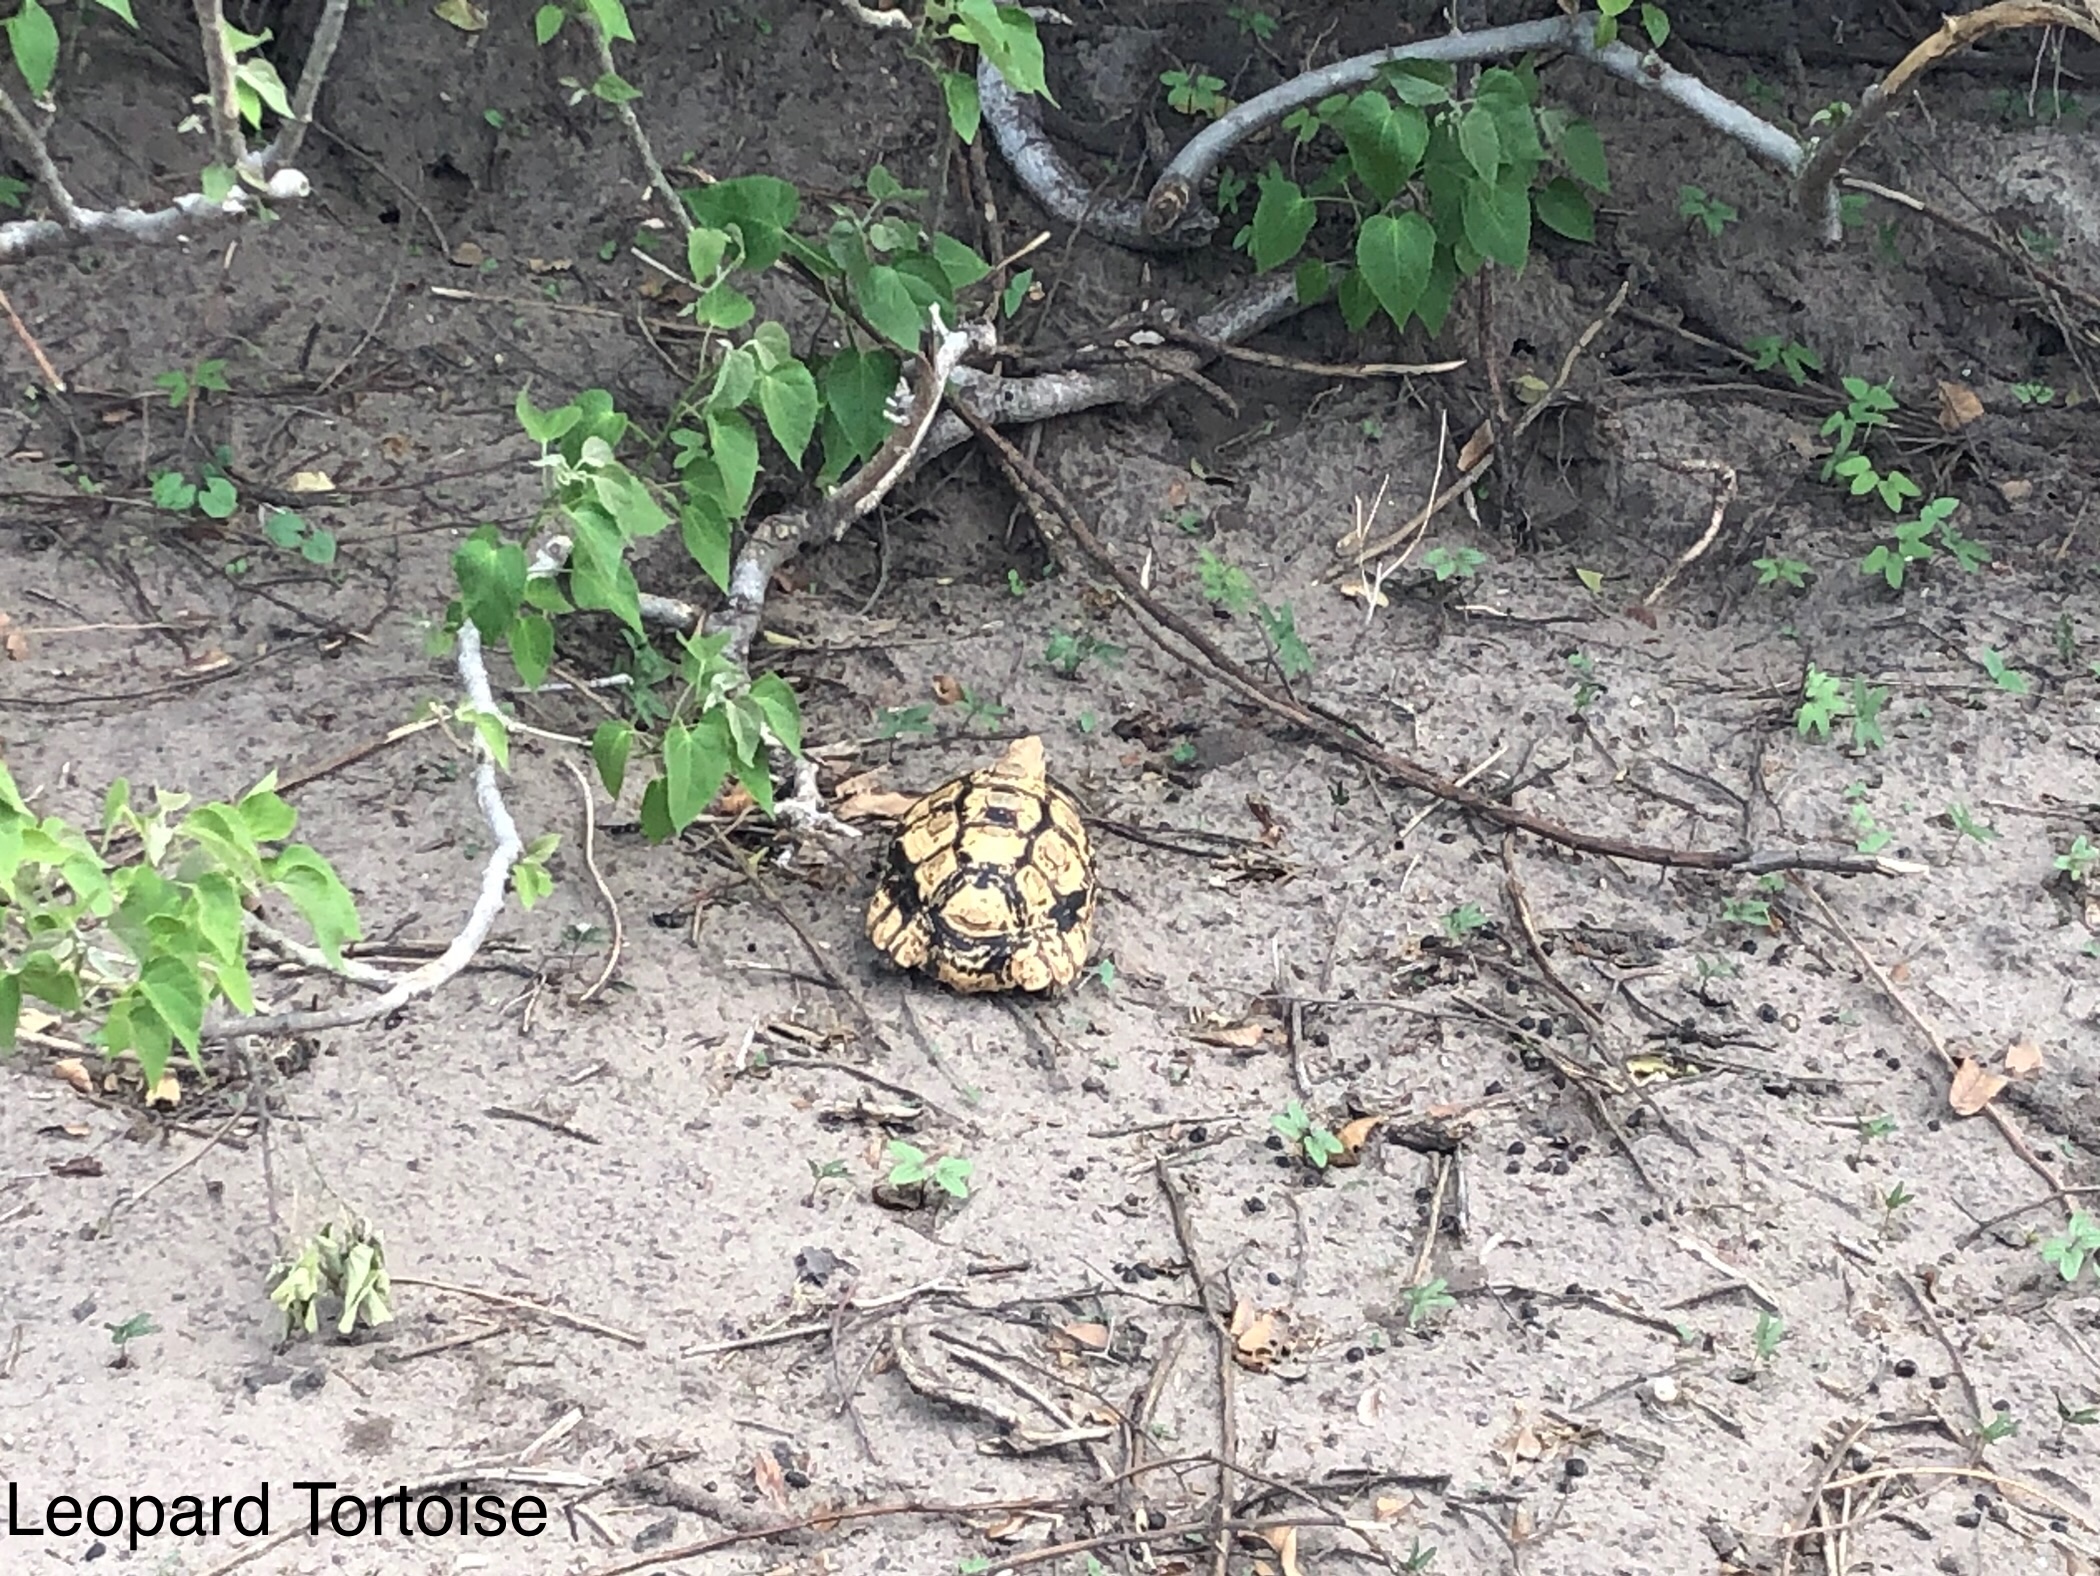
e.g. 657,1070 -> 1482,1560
203,623 -> 525,1043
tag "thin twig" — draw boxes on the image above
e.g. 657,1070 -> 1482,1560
390,1276 -> 645,1347
562,759 -> 624,1004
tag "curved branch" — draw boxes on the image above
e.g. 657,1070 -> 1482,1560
1142,14 -> 1806,239
203,623 -> 525,1042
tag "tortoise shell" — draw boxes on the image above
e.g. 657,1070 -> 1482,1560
864,735 -> 1096,993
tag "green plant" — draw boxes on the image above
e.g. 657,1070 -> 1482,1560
150,458 -> 239,521
269,1217 -> 395,1338
1086,958 -> 1118,990
1196,549 -> 1315,681
1400,1536 -> 1438,1573
1847,800 -> 1891,855
1857,1113 -> 1895,1141
805,1157 -> 850,1203
1978,1407 -> 2018,1445
1567,650 -> 1600,711
1880,1180 -> 1916,1234
1421,544 -> 1487,582
1977,647 -> 2030,696
1045,629 -> 1122,678
886,1139 -> 973,1199
877,703 -> 935,739
2055,836 -> 2098,884
2041,1210 -> 2100,1281
261,506 -> 337,567
1721,896 -> 1771,927
1440,902 -> 1487,941
1271,1100 -> 1342,1169
0,765 -> 361,1084
151,358 -> 229,409
1227,3 -> 1277,41
2012,380 -> 2056,406
1403,1277 -> 1457,1330
1162,67 -> 1229,120
1947,802 -> 1998,844
1593,0 -> 1670,48
1678,185 -> 1737,237
1795,667 -> 1886,750
1745,335 -> 1820,386
1241,55 -> 1610,341
1754,555 -> 1811,589
1752,1310 -> 1784,1362
105,1313 -> 158,1368
1820,376 -> 1898,471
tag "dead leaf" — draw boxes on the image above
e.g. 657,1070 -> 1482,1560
450,239 -> 487,268
1228,1299 -> 1290,1373
2003,1039 -> 2044,1079
1339,580 -> 1389,609
1457,420 -> 1494,469
185,649 -> 233,675
1331,1115 -> 1381,1166
1189,1021 -> 1269,1049
835,790 -> 920,821
1374,1495 -> 1409,1523
287,470 -> 337,494
4,627 -> 25,660
146,1070 -> 181,1109
1936,380 -> 1984,431
981,1514 -> 1032,1542
525,257 -> 573,275
1355,1382 -> 1387,1424
1995,477 -> 2034,503
53,1058 -> 94,1096
1949,1057 -> 2009,1117
433,0 -> 488,29
751,1450 -> 789,1512
49,1155 -> 105,1178
1259,1525 -> 1305,1576
714,783 -> 757,817
1058,1321 -> 1111,1352
931,674 -> 963,705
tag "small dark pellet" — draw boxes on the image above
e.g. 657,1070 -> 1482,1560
1893,1359 -> 1916,1378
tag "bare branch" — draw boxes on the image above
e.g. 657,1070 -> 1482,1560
0,85 -> 84,228
189,0 -> 249,171
203,623 -> 525,1042
265,0 -> 350,167
0,169 -> 312,263
587,14 -> 687,231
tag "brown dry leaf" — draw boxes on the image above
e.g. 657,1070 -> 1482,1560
1259,1525 -> 1305,1576
287,470 -> 337,494
1228,1299 -> 1289,1373
1339,580 -> 1390,609
1373,1495 -> 1409,1523
1332,1115 -> 1382,1165
53,1058 -> 94,1096
186,649 -> 233,675
714,783 -> 757,817
1058,1321 -> 1111,1352
1457,420 -> 1494,469
1949,1057 -> 2010,1116
525,257 -> 574,275
50,1155 -> 104,1178
1495,1416 -> 1546,1476
981,1514 -> 1032,1542
4,626 -> 26,660
450,239 -> 488,267
1996,477 -> 2034,503
146,1070 -> 181,1109
1190,1021 -> 1269,1049
2003,1038 -> 2044,1079
834,790 -> 920,822
931,674 -> 964,705
1936,380 -> 1985,431
751,1450 -> 790,1512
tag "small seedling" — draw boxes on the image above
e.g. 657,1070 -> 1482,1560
1978,647 -> 2029,695
1848,801 -> 1891,855
958,687 -> 1008,728
105,1313 -> 159,1369
1745,336 -> 1821,386
1045,629 -> 1122,678
2012,381 -> 2056,406
1404,1277 -> 1457,1330
2056,1393 -> 2100,1428
151,466 -> 239,520
1879,1180 -> 1916,1235
805,1158 -> 850,1204
1678,185 -> 1737,238
877,703 -> 935,739
1169,738 -> 1198,766
262,506 -> 338,567
1857,1113 -> 1895,1141
2041,1209 -> 2100,1281
1271,1101 -> 1343,1169
1946,802 -> 1998,844
1849,679 -> 1888,751
1005,569 -> 1028,597
1400,1537 -> 1438,1573
1567,651 -> 1600,711
1161,68 -> 1229,119
1721,896 -> 1771,927
1199,548 -> 1257,612
1752,1310 -> 1785,1363
1754,555 -> 1811,589
1978,1407 -> 2019,1445
1086,958 -> 1118,990
2054,836 -> 2098,884
1695,954 -> 1738,981
886,1140 -> 973,1199
1796,666 -> 1843,740
1440,902 -> 1488,941
151,358 -> 229,408
1421,544 -> 1487,582
999,268 -> 1036,319
1227,3 -> 1277,40
270,1217 -> 396,1339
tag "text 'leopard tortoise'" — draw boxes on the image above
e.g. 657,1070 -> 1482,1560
864,734 -> 1096,993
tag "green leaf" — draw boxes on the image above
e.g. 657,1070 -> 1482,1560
7,0 -> 59,98
1379,60 -> 1454,107
1293,259 -> 1332,305
693,282 -> 755,330
138,955 -> 205,1058
16,950 -> 81,1011
1534,177 -> 1595,241
952,0 -> 1049,100
452,527 -> 528,644
942,68 -> 981,142
731,748 -> 776,814
1248,171 -> 1316,272
197,475 -> 239,520
266,845 -> 362,966
567,511 -> 644,633
583,0 -> 634,42
930,233 -> 990,291
638,776 -> 673,843
1557,118 -> 1609,191
662,719 -> 730,830
1336,91 -> 1427,205
515,388 -> 580,445
1355,211 -> 1436,331
758,361 -> 819,466
1463,170 -> 1532,269
854,263 -> 926,350
592,720 -> 634,798
706,409 -> 759,515
533,3 -> 564,43
264,508 -> 305,549
747,673 -> 803,756
1335,267 -> 1379,332
680,495 -> 732,593
1457,104 -> 1502,182
0,973 -> 19,1052
1416,249 -> 1458,334
686,224 -> 729,283
89,0 -> 137,23
151,471 -> 196,512
467,708 -> 511,771
233,786 -> 295,848
509,611 -> 554,687
191,873 -> 247,968
299,528 -> 337,566
820,346 -> 901,465
709,345 -> 759,412
684,175 -> 800,271
589,71 -> 641,106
